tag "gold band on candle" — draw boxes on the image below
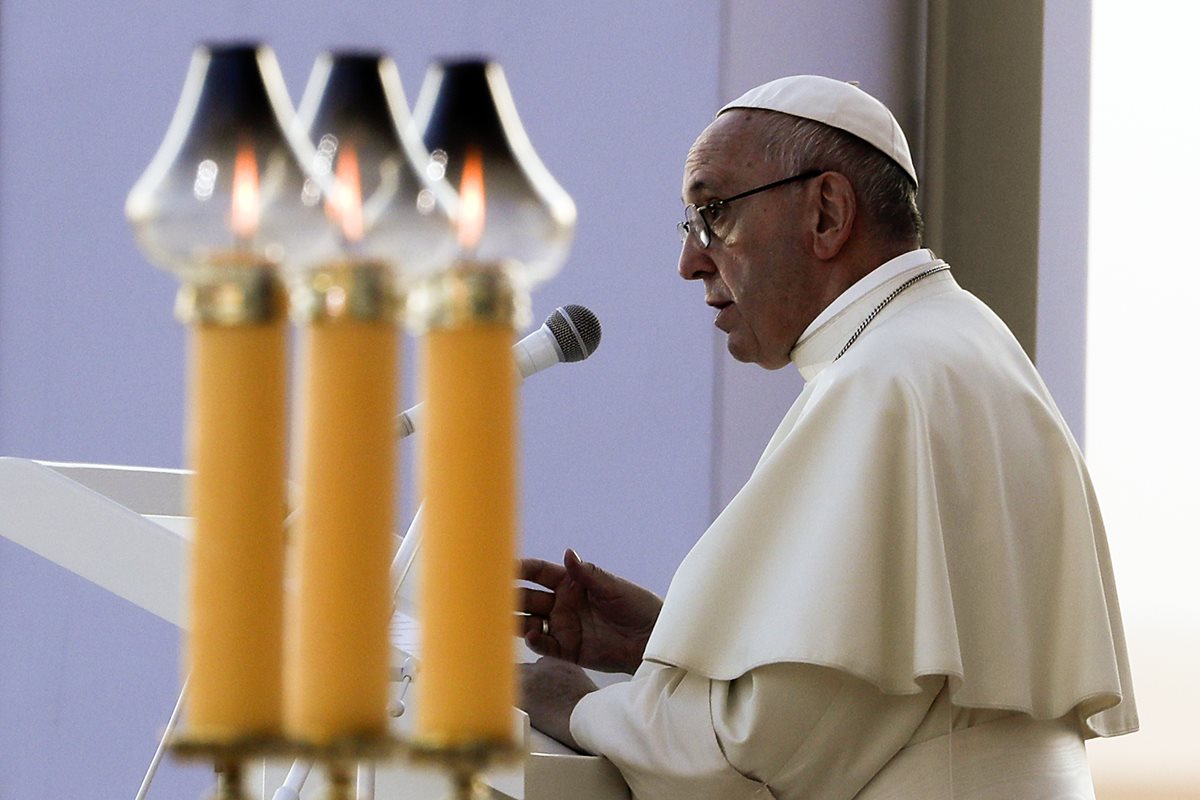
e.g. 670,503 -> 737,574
284,272 -> 398,746
184,306 -> 288,743
288,261 -> 403,324
406,262 -> 530,332
175,266 -> 285,326
414,264 -> 523,749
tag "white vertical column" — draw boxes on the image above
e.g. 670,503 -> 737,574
1036,0 -> 1092,439
1086,2 -> 1200,795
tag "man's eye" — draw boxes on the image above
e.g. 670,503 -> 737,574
706,205 -> 724,221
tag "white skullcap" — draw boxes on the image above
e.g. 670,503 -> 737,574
719,75 -> 918,187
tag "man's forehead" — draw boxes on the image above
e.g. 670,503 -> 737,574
689,112 -> 766,158
681,112 -> 769,197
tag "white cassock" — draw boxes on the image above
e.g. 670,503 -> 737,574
570,250 -> 1138,800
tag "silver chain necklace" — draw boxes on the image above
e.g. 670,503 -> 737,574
833,264 -> 951,361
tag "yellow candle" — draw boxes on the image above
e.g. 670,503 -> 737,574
417,321 -> 518,746
185,318 -> 288,740
285,320 -> 396,743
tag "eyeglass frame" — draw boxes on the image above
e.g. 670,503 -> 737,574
677,167 -> 827,248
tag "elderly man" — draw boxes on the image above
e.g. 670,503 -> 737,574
518,76 -> 1137,799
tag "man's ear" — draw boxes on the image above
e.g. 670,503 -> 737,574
811,172 -> 856,260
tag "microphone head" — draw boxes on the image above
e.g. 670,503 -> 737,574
546,304 -> 601,362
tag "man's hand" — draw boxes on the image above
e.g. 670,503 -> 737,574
518,549 -> 662,674
519,656 -> 598,750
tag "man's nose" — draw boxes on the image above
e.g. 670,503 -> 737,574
677,237 -> 714,282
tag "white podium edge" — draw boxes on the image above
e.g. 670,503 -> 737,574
0,457 -> 188,627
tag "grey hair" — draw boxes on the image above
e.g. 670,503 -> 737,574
754,111 -> 924,245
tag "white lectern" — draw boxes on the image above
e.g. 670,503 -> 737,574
0,458 -> 629,800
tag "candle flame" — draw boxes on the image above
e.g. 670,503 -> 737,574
457,148 -> 485,251
328,142 -> 365,243
231,144 -> 260,241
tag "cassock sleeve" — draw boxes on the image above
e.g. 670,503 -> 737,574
570,662 -> 941,800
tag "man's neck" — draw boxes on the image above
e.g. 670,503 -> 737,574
836,235 -> 922,289
795,245 -> 935,349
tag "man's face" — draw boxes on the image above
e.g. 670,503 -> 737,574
678,112 -> 834,370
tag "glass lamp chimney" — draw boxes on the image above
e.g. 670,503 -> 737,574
413,58 -> 576,285
126,43 -> 323,284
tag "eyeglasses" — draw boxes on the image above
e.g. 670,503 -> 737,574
677,168 -> 826,248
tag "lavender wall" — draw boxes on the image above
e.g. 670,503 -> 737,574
0,1 -> 722,594
0,537 -> 212,798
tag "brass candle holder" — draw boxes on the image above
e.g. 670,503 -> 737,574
126,42 -> 325,799
280,51 -> 455,798
130,44 -> 575,800
405,263 -> 528,800
406,57 -> 576,799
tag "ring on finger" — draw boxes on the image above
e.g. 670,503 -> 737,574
541,618 -> 550,636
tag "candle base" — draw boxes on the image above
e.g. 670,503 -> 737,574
209,760 -> 248,800
170,730 -> 299,799
406,738 -> 522,766
276,736 -> 520,800
173,734 -> 524,798
163,751 -> 257,800
278,732 -> 408,761
321,762 -> 354,800
408,739 -> 524,800
447,769 -> 489,800
169,732 -> 297,761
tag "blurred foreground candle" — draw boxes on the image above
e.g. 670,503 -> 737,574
283,52 -> 455,748
409,58 -> 576,753
126,44 -> 322,753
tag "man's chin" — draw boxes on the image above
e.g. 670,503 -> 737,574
724,333 -> 752,363
725,337 -> 789,371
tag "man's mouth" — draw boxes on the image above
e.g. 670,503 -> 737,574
708,299 -> 734,329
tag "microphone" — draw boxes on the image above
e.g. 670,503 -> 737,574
395,304 -> 601,439
513,303 -> 602,378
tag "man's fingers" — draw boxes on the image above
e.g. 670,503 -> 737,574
520,622 -> 560,659
519,587 -> 556,616
519,557 -> 567,588
564,549 -> 604,588
515,612 -> 552,642
515,613 -> 540,638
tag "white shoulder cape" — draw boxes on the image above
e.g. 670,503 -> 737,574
643,263 -> 1137,738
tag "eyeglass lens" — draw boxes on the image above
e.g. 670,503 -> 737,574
679,205 -> 710,248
